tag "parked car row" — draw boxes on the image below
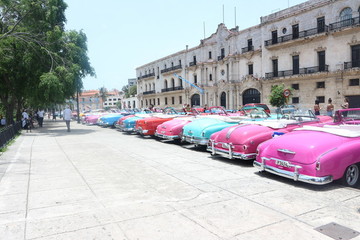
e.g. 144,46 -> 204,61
82,106 -> 360,188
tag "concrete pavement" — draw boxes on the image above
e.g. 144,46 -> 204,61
0,119 -> 360,240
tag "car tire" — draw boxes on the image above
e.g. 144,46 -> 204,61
341,163 -> 360,187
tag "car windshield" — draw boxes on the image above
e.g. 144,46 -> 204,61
279,109 -> 317,121
246,108 -> 270,118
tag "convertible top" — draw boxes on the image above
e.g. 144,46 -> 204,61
295,125 -> 360,137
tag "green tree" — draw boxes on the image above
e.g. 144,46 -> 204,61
0,0 -> 94,125
122,85 -> 129,98
269,84 -> 292,108
129,85 -> 137,97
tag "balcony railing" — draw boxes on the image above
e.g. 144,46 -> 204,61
265,26 -> 329,46
330,17 -> 360,31
137,72 -> 155,80
161,86 -> 184,93
217,55 -> 225,61
160,64 -> 182,74
344,61 -> 360,70
241,45 -> 254,53
189,61 -> 196,66
142,90 -> 155,95
265,65 -> 329,79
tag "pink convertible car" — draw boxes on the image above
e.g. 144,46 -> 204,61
208,110 -> 332,160
254,108 -> 360,187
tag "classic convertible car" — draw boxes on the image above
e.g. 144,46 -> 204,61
154,106 -> 232,141
208,110 -> 332,160
254,108 -> 360,187
182,108 -> 271,146
135,107 -> 186,136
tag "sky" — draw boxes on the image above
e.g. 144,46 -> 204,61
65,0 -> 307,91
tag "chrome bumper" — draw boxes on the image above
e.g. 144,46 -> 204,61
253,157 -> 333,185
155,132 -> 180,140
182,135 -> 208,145
207,140 -> 256,160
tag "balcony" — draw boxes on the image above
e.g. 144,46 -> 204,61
160,64 -> 182,74
161,86 -> 184,93
265,65 -> 329,79
137,72 -> 155,80
142,90 -> 155,95
189,61 -> 196,66
330,17 -> 360,31
217,55 -> 225,61
241,45 -> 254,53
265,26 -> 329,47
344,61 -> 360,70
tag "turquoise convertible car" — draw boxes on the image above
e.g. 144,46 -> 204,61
182,108 -> 274,146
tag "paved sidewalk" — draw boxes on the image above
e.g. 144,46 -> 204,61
0,120 -> 360,240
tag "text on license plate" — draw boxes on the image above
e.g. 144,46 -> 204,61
275,159 -> 291,168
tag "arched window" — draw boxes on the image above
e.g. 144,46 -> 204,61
178,78 -> 183,88
152,83 -> 155,90
191,94 -> 200,107
220,92 -> 226,108
145,84 -> 148,92
242,88 -> 261,105
340,7 -> 352,27
171,78 -> 175,88
164,80 -> 168,89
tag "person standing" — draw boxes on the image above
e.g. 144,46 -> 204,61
326,98 -> 334,117
37,109 -> 44,127
22,109 -> 30,131
314,100 -> 321,115
341,97 -> 349,109
63,106 -> 72,132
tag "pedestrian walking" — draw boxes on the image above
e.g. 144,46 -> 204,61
37,109 -> 45,127
63,106 -> 72,132
326,98 -> 334,117
22,109 -> 30,132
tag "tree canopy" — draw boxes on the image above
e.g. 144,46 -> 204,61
269,84 -> 292,108
0,0 -> 94,125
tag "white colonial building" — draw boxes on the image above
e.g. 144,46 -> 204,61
136,0 -> 360,111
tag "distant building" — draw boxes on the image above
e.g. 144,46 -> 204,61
103,89 -> 123,108
128,78 -> 137,87
79,90 -> 102,111
136,0 -> 360,111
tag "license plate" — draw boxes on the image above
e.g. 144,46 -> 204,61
222,143 -> 229,148
275,159 -> 291,168
161,131 -> 165,134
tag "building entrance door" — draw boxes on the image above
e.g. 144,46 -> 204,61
243,88 -> 261,105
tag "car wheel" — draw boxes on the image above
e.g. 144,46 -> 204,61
341,163 -> 360,187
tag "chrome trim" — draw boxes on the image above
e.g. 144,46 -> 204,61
155,132 -> 180,140
277,149 -> 296,154
207,145 -> 256,160
183,135 -> 208,145
253,158 -> 333,185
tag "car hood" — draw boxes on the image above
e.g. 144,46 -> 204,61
211,124 -> 274,144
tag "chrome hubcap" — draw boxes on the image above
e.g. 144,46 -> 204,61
346,165 -> 359,185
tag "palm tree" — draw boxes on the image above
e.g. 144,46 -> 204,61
97,87 -> 108,106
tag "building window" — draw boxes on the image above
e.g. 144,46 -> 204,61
272,59 -> 278,77
179,96 -> 182,104
316,96 -> 325,103
221,48 -> 225,58
291,83 -> 299,90
316,81 -> 325,88
247,39 -> 253,51
271,30 -> 278,44
193,56 -> 197,64
293,55 -> 299,75
248,64 -> 253,75
194,75 -> 197,84
351,45 -> 360,68
109,99 -> 112,101
317,17 -> 325,33
171,97 -> 175,105
350,79 -> 360,86
146,99 -> 148,106
209,51 -> 212,59
209,74 -> 212,81
340,7 -> 352,22
104,103 -> 107,105
292,24 -> 299,39
292,97 -> 299,104
165,97 -> 168,105
318,51 -> 326,71
157,98 -> 160,105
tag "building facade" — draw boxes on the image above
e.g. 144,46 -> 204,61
136,0 -> 360,111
